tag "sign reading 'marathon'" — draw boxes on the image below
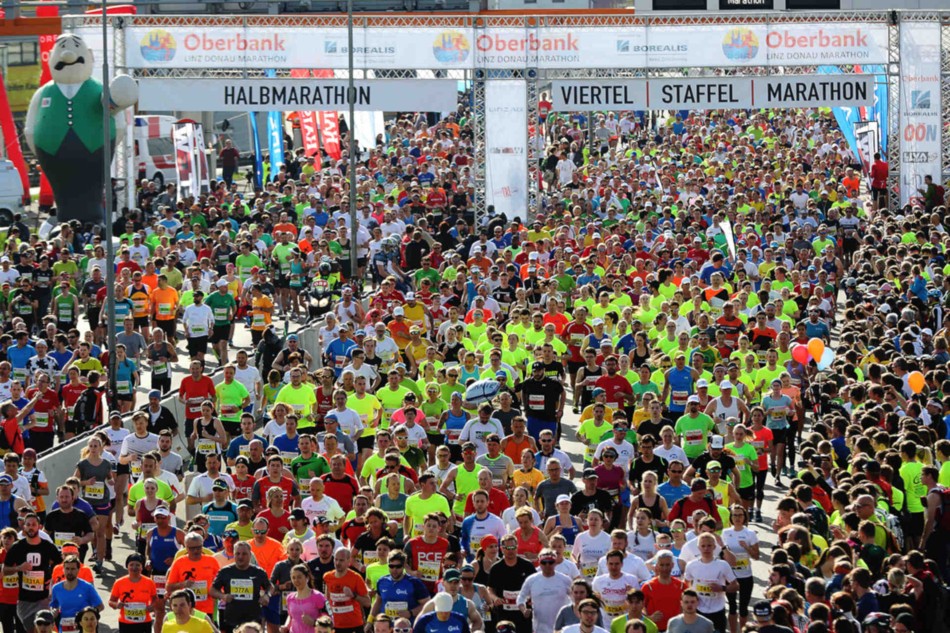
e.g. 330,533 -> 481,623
138,78 -> 460,112
552,75 -> 873,111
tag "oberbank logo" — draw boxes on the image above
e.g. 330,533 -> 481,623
140,29 -> 176,63
721,27 -> 759,61
475,32 -> 578,53
433,30 -> 470,63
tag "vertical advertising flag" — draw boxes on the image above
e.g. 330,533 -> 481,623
899,23 -> 941,205
290,69 -> 321,159
312,69 -> 342,162
249,113 -> 264,189
485,80 -> 528,220
264,70 -> 286,180
172,123 -> 196,197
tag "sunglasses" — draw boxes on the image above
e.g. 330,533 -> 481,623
503,545 -> 517,550
253,529 -> 268,535
388,564 -> 404,569
540,560 -> 556,566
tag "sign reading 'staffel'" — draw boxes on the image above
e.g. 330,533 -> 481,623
138,78 -> 459,112
551,76 -> 872,111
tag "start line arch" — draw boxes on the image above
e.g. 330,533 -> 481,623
63,10 -> 950,220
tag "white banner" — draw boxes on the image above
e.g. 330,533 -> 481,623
138,79 -> 459,112
899,22 -> 941,206
485,80 -> 528,220
124,22 -> 887,70
127,26 -> 473,70
552,76 -> 872,111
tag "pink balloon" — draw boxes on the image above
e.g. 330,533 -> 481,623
792,344 -> 811,365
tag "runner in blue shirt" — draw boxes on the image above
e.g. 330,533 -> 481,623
413,593 -> 471,633
371,551 -> 431,620
49,556 -> 104,630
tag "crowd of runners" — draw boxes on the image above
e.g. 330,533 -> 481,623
0,101 -> 946,633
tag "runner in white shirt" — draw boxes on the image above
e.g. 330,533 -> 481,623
299,479 -> 346,527
324,403 -> 364,442
233,353 -> 262,414
720,505 -> 759,627
571,510 -> 612,579
516,548 -> 573,633
592,550 -> 643,618
681,533 -> 739,632
596,531 -> 652,583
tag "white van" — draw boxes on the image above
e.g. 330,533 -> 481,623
0,159 -> 25,225
134,115 -> 178,187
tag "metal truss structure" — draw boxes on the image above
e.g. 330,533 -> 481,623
63,10 -> 949,220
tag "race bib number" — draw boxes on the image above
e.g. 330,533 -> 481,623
197,439 -> 217,455
221,404 -> 238,416
117,380 -> 132,395
132,299 -> 147,313
192,580 -> 208,601
131,460 -> 143,479
54,532 -> 75,548
124,602 -> 148,623
190,325 -> 207,337
694,582 -> 715,598
1,574 -> 16,589
252,314 -> 266,327
282,591 -> 292,612
153,362 -> 168,376
528,394 -> 545,411
503,590 -> 519,611
684,429 -> 704,446
385,601 -> 409,617
33,412 -> 49,429
214,308 -> 229,321
604,603 -> 625,616
672,390 -> 688,407
418,563 -> 440,582
158,303 -> 173,317
153,575 -> 167,597
281,451 -> 297,466
363,551 -> 379,566
733,555 -> 750,572
139,523 -> 156,540
84,482 -> 105,501
22,570 -> 44,592
330,593 -> 353,614
582,564 -> 598,578
60,617 -> 77,632
231,578 -> 255,600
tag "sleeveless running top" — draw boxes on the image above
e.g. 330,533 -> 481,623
712,396 -> 740,423
503,435 -> 532,463
667,367 -> 694,412
514,526 -> 543,562
443,411 -> 468,445
148,526 -> 179,575
554,514 -> 580,546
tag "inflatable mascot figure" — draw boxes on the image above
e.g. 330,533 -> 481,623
25,33 -> 138,224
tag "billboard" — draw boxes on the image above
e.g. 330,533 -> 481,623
898,23 -> 941,205
124,22 -> 888,70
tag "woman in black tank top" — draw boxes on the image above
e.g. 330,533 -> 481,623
577,365 -> 603,409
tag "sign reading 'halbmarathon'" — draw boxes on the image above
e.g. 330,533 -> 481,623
138,78 -> 460,112
552,75 -> 873,111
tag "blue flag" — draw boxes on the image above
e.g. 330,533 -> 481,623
265,69 -> 285,181
249,113 -> 263,190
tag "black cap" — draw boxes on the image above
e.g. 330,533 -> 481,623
532,361 -> 545,371
753,602 -> 772,618
291,508 -> 307,521
34,610 -> 54,625
237,498 -> 254,509
582,468 -> 599,479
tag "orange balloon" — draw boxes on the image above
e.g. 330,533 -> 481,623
908,371 -> 926,394
807,338 -> 825,361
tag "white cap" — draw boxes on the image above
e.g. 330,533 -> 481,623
405,292 -> 415,300
393,307 -> 405,316
922,328 -> 933,336
216,279 -> 228,287
710,435 -> 724,449
696,379 -> 709,388
434,592 -> 454,613
591,318 -> 604,326
719,380 -> 734,390
529,252 -> 539,260
556,494 -> 572,505
687,395 -> 701,404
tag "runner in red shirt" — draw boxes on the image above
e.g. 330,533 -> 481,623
59,367 -> 87,430
562,309 -> 593,397
594,356 -> 636,413
405,514 -> 451,594
230,457 -> 256,501
178,359 -> 216,451
25,374 -> 62,453
252,455 -> 300,512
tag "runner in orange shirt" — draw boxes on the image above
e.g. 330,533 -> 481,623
247,517 -> 285,577
165,532 -> 221,616
323,548 -> 371,633
150,274 -> 180,344
108,553 -> 158,629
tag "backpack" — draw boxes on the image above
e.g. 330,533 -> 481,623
804,504 -> 830,541
937,488 -> 950,532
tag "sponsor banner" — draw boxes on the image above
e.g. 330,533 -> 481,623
291,69 -> 321,159
265,70 -> 285,180
899,22 -> 941,205
124,22 -> 886,70
485,80 -> 527,219
137,79 -> 459,112
551,76 -> 871,111
173,123 -> 206,197
318,111 -> 341,162
126,26 -> 473,70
